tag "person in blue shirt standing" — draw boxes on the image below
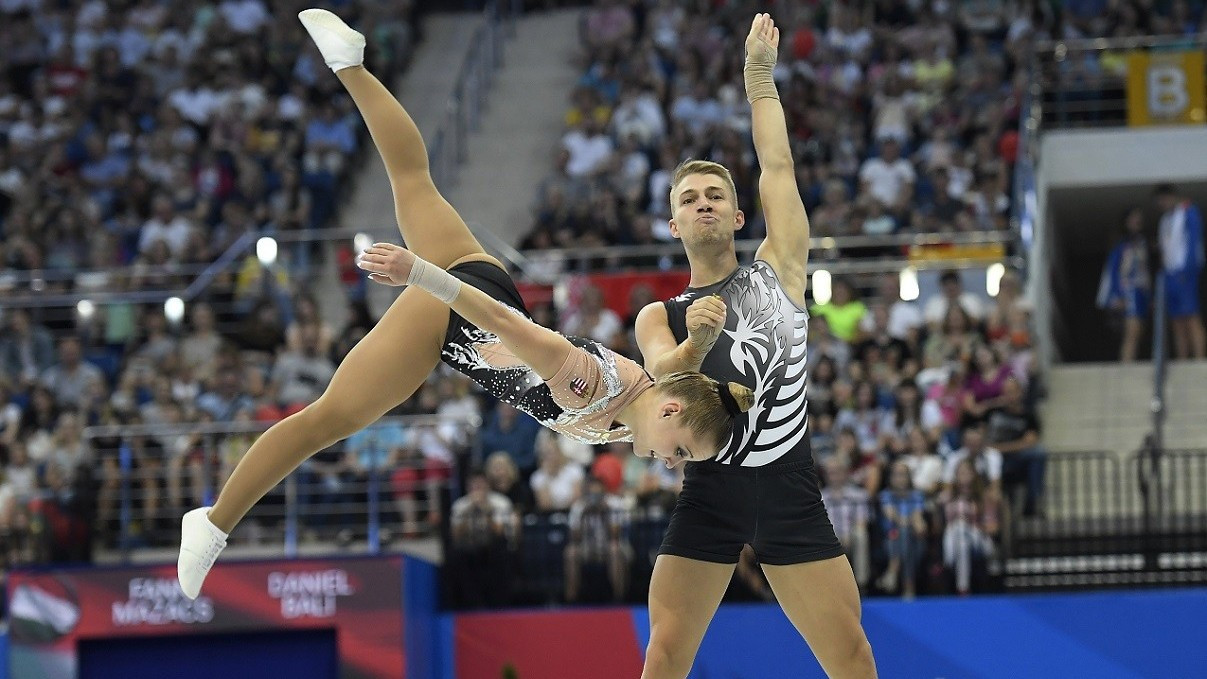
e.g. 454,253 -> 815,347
1097,207 -> 1151,361
1155,184 -> 1205,359
877,461 -> 927,599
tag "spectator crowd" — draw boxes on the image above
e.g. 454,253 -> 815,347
6,0 -> 1202,619
521,0 -> 1207,269
1,0 -> 417,306
444,265 -> 1047,607
522,0 -> 1046,259
0,0 -> 417,618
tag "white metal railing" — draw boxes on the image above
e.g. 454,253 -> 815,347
81,414 -> 479,562
1031,33 -> 1207,129
509,230 -> 1020,280
427,0 -> 520,192
0,228 -> 378,322
0,226 -> 1020,317
0,232 -> 257,309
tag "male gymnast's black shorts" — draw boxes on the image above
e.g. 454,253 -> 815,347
659,460 -> 845,566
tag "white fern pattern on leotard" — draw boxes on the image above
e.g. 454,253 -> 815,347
718,263 -> 810,466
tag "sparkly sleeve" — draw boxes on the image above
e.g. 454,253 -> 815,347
546,346 -> 605,411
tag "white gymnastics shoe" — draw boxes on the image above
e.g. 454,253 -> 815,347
298,8 -> 366,72
177,506 -> 228,600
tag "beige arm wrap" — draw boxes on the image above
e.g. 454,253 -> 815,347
743,59 -> 779,103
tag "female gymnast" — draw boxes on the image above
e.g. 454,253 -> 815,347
177,9 -> 752,599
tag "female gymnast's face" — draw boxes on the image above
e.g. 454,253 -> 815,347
632,406 -> 713,470
669,173 -> 744,247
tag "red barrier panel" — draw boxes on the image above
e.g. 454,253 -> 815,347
516,270 -> 691,319
455,609 -> 644,679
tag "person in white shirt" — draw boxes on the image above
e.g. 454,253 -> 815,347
923,269 -> 986,326
219,0 -> 271,34
139,195 -> 194,258
942,423 -> 1002,496
529,430 -> 585,512
561,116 -> 614,179
858,137 -> 915,215
902,429 -> 944,495
825,5 -> 873,60
871,75 -> 916,145
168,71 -> 226,125
860,272 -> 924,341
671,81 -> 725,136
1155,184 -> 1205,359
561,284 -> 623,346
2,441 -> 37,505
615,134 -> 652,205
610,84 -> 665,147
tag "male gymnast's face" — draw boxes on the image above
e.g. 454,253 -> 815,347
632,402 -> 715,470
669,173 -> 745,248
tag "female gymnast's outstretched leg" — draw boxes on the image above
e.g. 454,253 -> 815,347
179,9 -> 501,597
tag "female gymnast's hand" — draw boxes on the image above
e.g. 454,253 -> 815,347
686,294 -> 727,352
355,242 -> 415,286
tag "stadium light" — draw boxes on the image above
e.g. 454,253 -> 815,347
77,299 -> 95,320
899,267 -> 920,302
256,237 -> 279,267
811,269 -> 832,305
164,297 -> 186,324
986,263 -> 1006,297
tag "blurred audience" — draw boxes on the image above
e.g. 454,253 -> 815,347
8,0 -> 1160,613
0,0 -> 419,585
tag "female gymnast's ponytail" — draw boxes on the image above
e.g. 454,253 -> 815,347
654,371 -> 755,453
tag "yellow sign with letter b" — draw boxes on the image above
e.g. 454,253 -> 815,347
1126,50 -> 1206,126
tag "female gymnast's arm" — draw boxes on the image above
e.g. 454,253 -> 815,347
355,242 -> 574,380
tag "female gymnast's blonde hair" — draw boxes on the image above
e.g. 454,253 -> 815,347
655,371 -> 756,452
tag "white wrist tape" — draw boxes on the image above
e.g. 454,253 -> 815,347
406,257 -> 462,304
